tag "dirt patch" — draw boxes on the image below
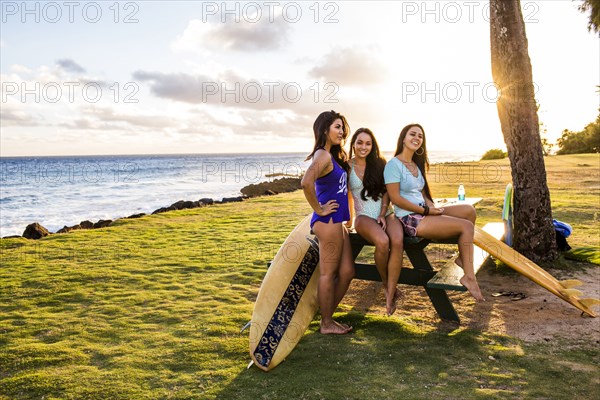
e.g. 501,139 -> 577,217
342,262 -> 600,344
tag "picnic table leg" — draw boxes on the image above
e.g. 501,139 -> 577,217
423,287 -> 460,323
405,244 -> 461,323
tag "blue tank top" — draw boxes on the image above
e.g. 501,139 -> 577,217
310,154 -> 350,228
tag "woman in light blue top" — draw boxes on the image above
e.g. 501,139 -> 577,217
348,128 -> 404,316
384,123 -> 484,302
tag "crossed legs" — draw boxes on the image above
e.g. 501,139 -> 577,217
415,204 -> 484,302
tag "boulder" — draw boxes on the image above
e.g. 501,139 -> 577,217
171,200 -> 198,210
221,196 -> 244,203
199,198 -> 214,205
125,213 -> 146,219
80,220 -> 94,229
57,224 -> 82,234
23,223 -> 50,239
240,177 -> 302,198
93,220 -> 112,229
152,206 -> 176,215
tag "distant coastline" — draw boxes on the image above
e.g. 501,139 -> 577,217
0,150 -> 483,159
0,151 -> 482,237
6,176 -> 304,240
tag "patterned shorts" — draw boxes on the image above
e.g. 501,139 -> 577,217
399,213 -> 425,237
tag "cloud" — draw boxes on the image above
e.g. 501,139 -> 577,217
0,105 -> 42,127
172,17 -> 291,53
88,107 -> 176,129
56,59 -> 86,74
133,70 -> 214,104
57,118 -> 125,131
57,106 -> 177,131
309,47 -> 389,86
135,68 -> 339,120
225,109 -> 310,138
131,68 -> 385,132
0,111 -> 41,127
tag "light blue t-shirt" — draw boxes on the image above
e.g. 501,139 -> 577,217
383,157 -> 425,218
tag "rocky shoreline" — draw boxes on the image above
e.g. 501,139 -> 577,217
3,177 -> 302,240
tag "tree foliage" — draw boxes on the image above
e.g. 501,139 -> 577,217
481,148 -> 507,160
578,0 -> 600,33
556,113 -> 600,154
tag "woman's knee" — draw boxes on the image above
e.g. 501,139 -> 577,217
373,234 -> 390,252
460,219 -> 475,234
319,270 -> 338,282
389,234 -> 403,249
466,205 -> 477,223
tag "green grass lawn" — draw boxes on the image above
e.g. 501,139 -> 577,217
1,154 -> 598,399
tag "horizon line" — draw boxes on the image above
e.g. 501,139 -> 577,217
0,149 -> 488,159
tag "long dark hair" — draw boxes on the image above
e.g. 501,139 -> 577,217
349,128 -> 387,201
394,123 -> 433,202
306,110 -> 350,172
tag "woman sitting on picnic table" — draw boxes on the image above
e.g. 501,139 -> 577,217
301,110 -> 355,334
347,128 -> 404,315
384,123 -> 484,302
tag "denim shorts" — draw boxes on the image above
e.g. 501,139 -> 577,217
399,213 -> 425,237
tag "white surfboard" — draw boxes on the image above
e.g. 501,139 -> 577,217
249,215 -> 321,371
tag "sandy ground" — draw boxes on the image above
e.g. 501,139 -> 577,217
343,261 -> 600,345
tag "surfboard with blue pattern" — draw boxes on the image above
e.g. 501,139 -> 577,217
249,215 -> 321,371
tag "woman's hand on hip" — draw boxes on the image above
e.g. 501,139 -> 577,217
318,200 -> 339,216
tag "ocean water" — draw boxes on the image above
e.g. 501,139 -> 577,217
0,151 -> 480,237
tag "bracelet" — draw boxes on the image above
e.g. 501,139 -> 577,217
422,205 -> 429,216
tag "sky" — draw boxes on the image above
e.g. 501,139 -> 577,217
1,0 -> 598,156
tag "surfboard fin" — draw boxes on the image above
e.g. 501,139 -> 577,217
559,279 -> 583,289
247,360 -> 255,369
240,321 -> 251,333
579,298 -> 600,308
560,288 -> 583,298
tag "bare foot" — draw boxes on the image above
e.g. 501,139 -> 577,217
460,275 -> 485,302
320,320 -> 352,334
386,286 -> 400,316
393,287 -> 402,302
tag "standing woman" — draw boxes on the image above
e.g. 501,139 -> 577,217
301,110 -> 355,335
348,128 -> 404,316
384,124 -> 484,302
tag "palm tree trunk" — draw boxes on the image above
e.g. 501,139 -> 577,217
490,0 -> 558,262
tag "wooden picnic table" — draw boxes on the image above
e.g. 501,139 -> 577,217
348,198 -> 491,323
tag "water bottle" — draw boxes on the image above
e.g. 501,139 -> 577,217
458,184 -> 466,201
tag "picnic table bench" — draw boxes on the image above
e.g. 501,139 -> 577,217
349,198 -> 504,323
258,199 -> 504,327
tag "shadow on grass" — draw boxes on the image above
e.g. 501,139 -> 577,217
215,312 -> 536,399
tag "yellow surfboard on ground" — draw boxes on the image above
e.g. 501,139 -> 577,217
473,227 -> 598,317
249,215 -> 320,371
